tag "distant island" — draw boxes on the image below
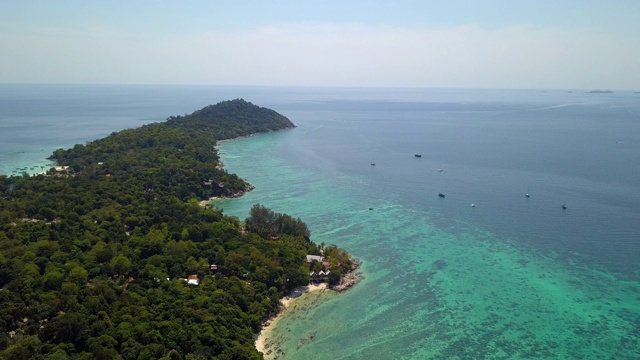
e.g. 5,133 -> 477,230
587,90 -> 614,94
0,99 -> 357,359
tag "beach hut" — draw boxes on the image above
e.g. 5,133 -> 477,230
318,270 -> 326,281
186,274 -> 199,286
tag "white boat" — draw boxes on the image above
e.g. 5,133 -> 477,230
438,164 -> 444,172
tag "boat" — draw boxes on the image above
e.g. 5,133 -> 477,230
438,193 -> 445,198
438,164 -> 444,172
562,204 -> 567,210
370,159 -> 376,166
414,154 -> 422,158
471,203 -> 476,207
525,193 -> 530,198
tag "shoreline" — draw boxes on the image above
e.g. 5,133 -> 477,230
215,126 -> 366,358
215,125 -> 296,146
0,124 -> 295,178
1,159 -> 58,177
255,283 -> 328,357
197,128 -> 296,206
255,259 -> 362,358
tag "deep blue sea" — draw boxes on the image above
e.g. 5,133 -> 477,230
1,84 -> 639,358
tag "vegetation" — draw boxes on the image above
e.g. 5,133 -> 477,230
0,99 -> 352,359
245,204 -> 310,240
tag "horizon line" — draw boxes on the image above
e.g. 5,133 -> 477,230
0,82 -> 636,92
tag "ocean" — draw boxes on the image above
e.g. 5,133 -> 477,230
2,85 -> 639,359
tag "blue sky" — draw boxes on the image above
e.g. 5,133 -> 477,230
1,1 -> 639,88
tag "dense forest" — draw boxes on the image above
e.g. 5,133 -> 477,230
0,99 -> 353,359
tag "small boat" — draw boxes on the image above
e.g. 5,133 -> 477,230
525,193 -> 530,198
471,203 -> 475,207
414,154 -> 422,158
438,193 -> 445,198
562,204 -> 567,210
437,164 -> 444,172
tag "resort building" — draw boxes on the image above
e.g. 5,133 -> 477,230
306,255 -> 324,263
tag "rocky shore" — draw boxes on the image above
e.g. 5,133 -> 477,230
330,258 -> 362,292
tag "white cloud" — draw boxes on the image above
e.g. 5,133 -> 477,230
1,22 -> 638,89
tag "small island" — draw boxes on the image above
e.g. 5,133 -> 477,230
586,90 -> 614,94
0,99 -> 358,359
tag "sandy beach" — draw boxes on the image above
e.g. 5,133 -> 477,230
255,260 -> 361,358
255,283 -> 327,357
198,196 -> 222,207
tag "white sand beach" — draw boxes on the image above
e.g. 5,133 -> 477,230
255,283 -> 327,357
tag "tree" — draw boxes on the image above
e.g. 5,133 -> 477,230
86,334 -> 121,360
68,266 -> 89,285
110,255 -> 132,276
43,268 -> 64,290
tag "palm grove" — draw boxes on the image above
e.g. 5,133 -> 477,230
0,99 -> 354,359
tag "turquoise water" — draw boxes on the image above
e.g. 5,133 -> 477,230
2,85 -> 639,358
216,91 -> 640,359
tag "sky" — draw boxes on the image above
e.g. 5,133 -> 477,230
1,1 -> 639,89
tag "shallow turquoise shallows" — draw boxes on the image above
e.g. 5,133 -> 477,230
2,85 -> 639,359
217,90 -> 640,359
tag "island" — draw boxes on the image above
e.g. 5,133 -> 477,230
0,99 -> 358,359
586,90 -> 614,94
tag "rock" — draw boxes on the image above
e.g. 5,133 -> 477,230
330,259 -> 362,292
